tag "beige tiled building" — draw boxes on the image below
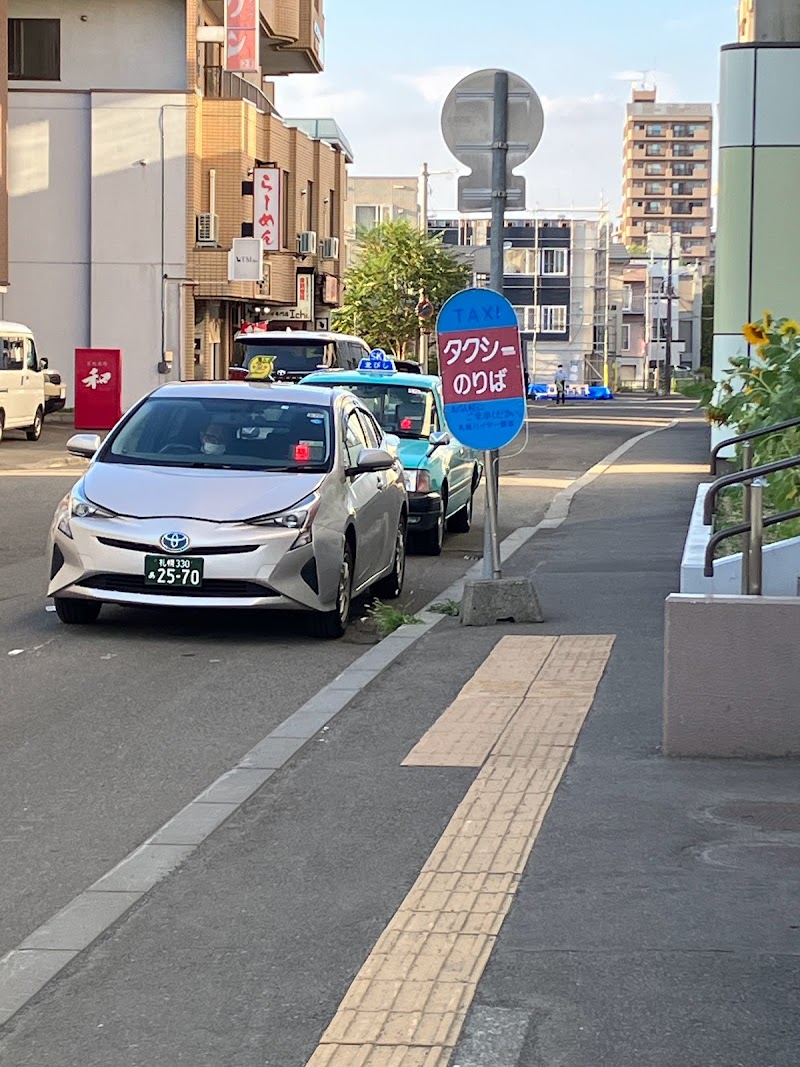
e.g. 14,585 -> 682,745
738,0 -> 800,40
621,87 -> 713,271
3,0 -> 350,406
0,0 -> 7,291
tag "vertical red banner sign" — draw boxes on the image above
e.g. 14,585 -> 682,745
253,167 -> 281,252
74,349 -> 123,431
225,0 -> 258,73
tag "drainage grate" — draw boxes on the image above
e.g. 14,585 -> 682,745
710,801 -> 800,833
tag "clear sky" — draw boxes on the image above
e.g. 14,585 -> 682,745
276,0 -> 739,214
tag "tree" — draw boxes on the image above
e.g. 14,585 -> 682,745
332,220 -> 471,357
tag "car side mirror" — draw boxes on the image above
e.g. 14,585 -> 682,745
38,357 -> 48,371
67,433 -> 102,459
427,430 -> 451,454
347,447 -> 394,476
384,432 -> 400,454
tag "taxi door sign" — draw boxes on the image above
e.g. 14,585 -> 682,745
436,289 -> 526,451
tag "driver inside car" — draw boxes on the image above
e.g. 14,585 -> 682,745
200,421 -> 229,456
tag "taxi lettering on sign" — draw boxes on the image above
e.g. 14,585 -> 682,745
436,289 -> 526,452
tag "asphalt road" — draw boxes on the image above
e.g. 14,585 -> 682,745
0,398 -> 695,963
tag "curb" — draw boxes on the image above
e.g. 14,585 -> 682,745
0,416 -> 679,1029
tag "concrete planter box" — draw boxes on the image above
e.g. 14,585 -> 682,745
681,484 -> 800,596
664,594 -> 800,758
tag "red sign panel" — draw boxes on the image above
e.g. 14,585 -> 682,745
439,325 -> 525,406
225,0 -> 258,73
74,349 -> 122,431
253,167 -> 281,252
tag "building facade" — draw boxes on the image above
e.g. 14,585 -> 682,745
0,0 -> 7,291
3,0 -> 349,408
429,211 -> 624,386
621,87 -> 713,270
344,175 -> 420,267
739,0 -> 800,41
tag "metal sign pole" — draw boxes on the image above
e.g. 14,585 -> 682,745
482,70 -> 508,581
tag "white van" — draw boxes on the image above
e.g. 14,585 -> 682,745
0,321 -> 47,443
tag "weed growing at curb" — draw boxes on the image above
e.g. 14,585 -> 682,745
430,599 -> 461,617
368,599 -> 423,638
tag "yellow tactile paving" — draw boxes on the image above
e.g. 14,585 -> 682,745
308,634 -> 615,1067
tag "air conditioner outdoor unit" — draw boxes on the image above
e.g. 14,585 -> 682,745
320,237 -> 339,260
197,213 -> 219,245
298,231 -> 318,255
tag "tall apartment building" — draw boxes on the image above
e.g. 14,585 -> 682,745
0,0 -> 7,291
739,0 -> 800,40
621,87 -> 713,270
3,0 -> 349,407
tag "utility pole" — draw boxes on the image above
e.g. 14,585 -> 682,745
663,230 -> 674,396
419,162 -> 430,372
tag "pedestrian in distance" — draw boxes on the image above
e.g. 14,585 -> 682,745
554,365 -> 567,405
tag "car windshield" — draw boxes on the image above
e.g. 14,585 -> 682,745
232,339 -> 338,376
101,396 -> 333,472
326,383 -> 437,439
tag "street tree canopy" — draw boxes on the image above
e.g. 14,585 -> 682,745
332,220 -> 471,358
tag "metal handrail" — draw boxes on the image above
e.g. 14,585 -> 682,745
703,454 -> 800,526
710,416 -> 800,474
704,507 -> 800,577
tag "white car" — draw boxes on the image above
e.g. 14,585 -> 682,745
48,381 -> 408,638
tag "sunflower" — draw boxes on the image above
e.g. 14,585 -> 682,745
743,322 -> 768,346
781,319 -> 800,336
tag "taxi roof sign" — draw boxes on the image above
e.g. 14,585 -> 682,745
359,350 -> 396,373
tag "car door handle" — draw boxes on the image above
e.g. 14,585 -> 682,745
376,477 -> 385,491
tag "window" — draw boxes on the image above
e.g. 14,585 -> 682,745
646,124 -> 664,137
329,189 -> 336,237
671,220 -> 694,234
513,306 -> 536,332
645,163 -> 664,175
673,143 -> 695,157
674,123 -> 707,138
537,305 -> 567,333
355,205 -> 379,231
355,410 -> 382,450
645,221 -> 663,233
281,171 -> 290,249
672,201 -> 692,215
672,162 -> 695,177
344,410 -> 370,468
645,201 -> 663,214
645,144 -> 665,157
622,324 -> 631,352
24,338 -> 38,370
651,318 -> 669,342
8,18 -> 60,81
0,337 -> 24,370
335,384 -> 436,439
644,182 -> 664,195
306,181 -> 314,232
539,248 -> 567,275
623,285 -> 633,311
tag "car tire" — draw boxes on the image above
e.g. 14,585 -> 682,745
373,515 -> 407,600
415,489 -> 446,556
53,598 -> 102,624
26,407 -> 44,442
447,490 -> 474,534
309,540 -> 354,639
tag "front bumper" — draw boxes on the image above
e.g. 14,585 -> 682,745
47,514 -> 344,613
407,492 -> 442,533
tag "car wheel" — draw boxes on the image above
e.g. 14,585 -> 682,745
415,489 -> 446,556
26,407 -> 44,442
309,540 -> 354,639
53,598 -> 102,624
447,489 -> 474,534
373,515 -> 407,600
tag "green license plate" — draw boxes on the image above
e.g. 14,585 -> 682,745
144,555 -> 204,589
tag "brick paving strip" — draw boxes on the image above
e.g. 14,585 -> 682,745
307,634 -> 616,1066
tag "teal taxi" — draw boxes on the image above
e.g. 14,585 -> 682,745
303,355 -> 483,554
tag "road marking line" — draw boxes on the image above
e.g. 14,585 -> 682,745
307,635 -> 614,1065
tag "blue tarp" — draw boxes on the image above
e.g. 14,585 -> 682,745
528,384 -> 615,400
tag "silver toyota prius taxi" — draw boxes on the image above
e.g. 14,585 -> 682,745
47,382 -> 408,638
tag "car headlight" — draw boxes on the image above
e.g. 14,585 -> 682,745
246,492 -> 320,549
56,483 -> 117,539
404,469 -> 433,494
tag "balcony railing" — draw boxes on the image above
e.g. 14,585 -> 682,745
202,66 -> 276,113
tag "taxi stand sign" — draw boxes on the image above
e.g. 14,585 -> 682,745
359,349 -> 396,373
436,289 -> 526,451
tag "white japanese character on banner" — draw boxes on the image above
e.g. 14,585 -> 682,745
82,368 -> 112,390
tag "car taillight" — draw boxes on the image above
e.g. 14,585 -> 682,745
229,367 -> 248,381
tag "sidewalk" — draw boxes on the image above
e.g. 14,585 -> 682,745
1,411 -> 797,1067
